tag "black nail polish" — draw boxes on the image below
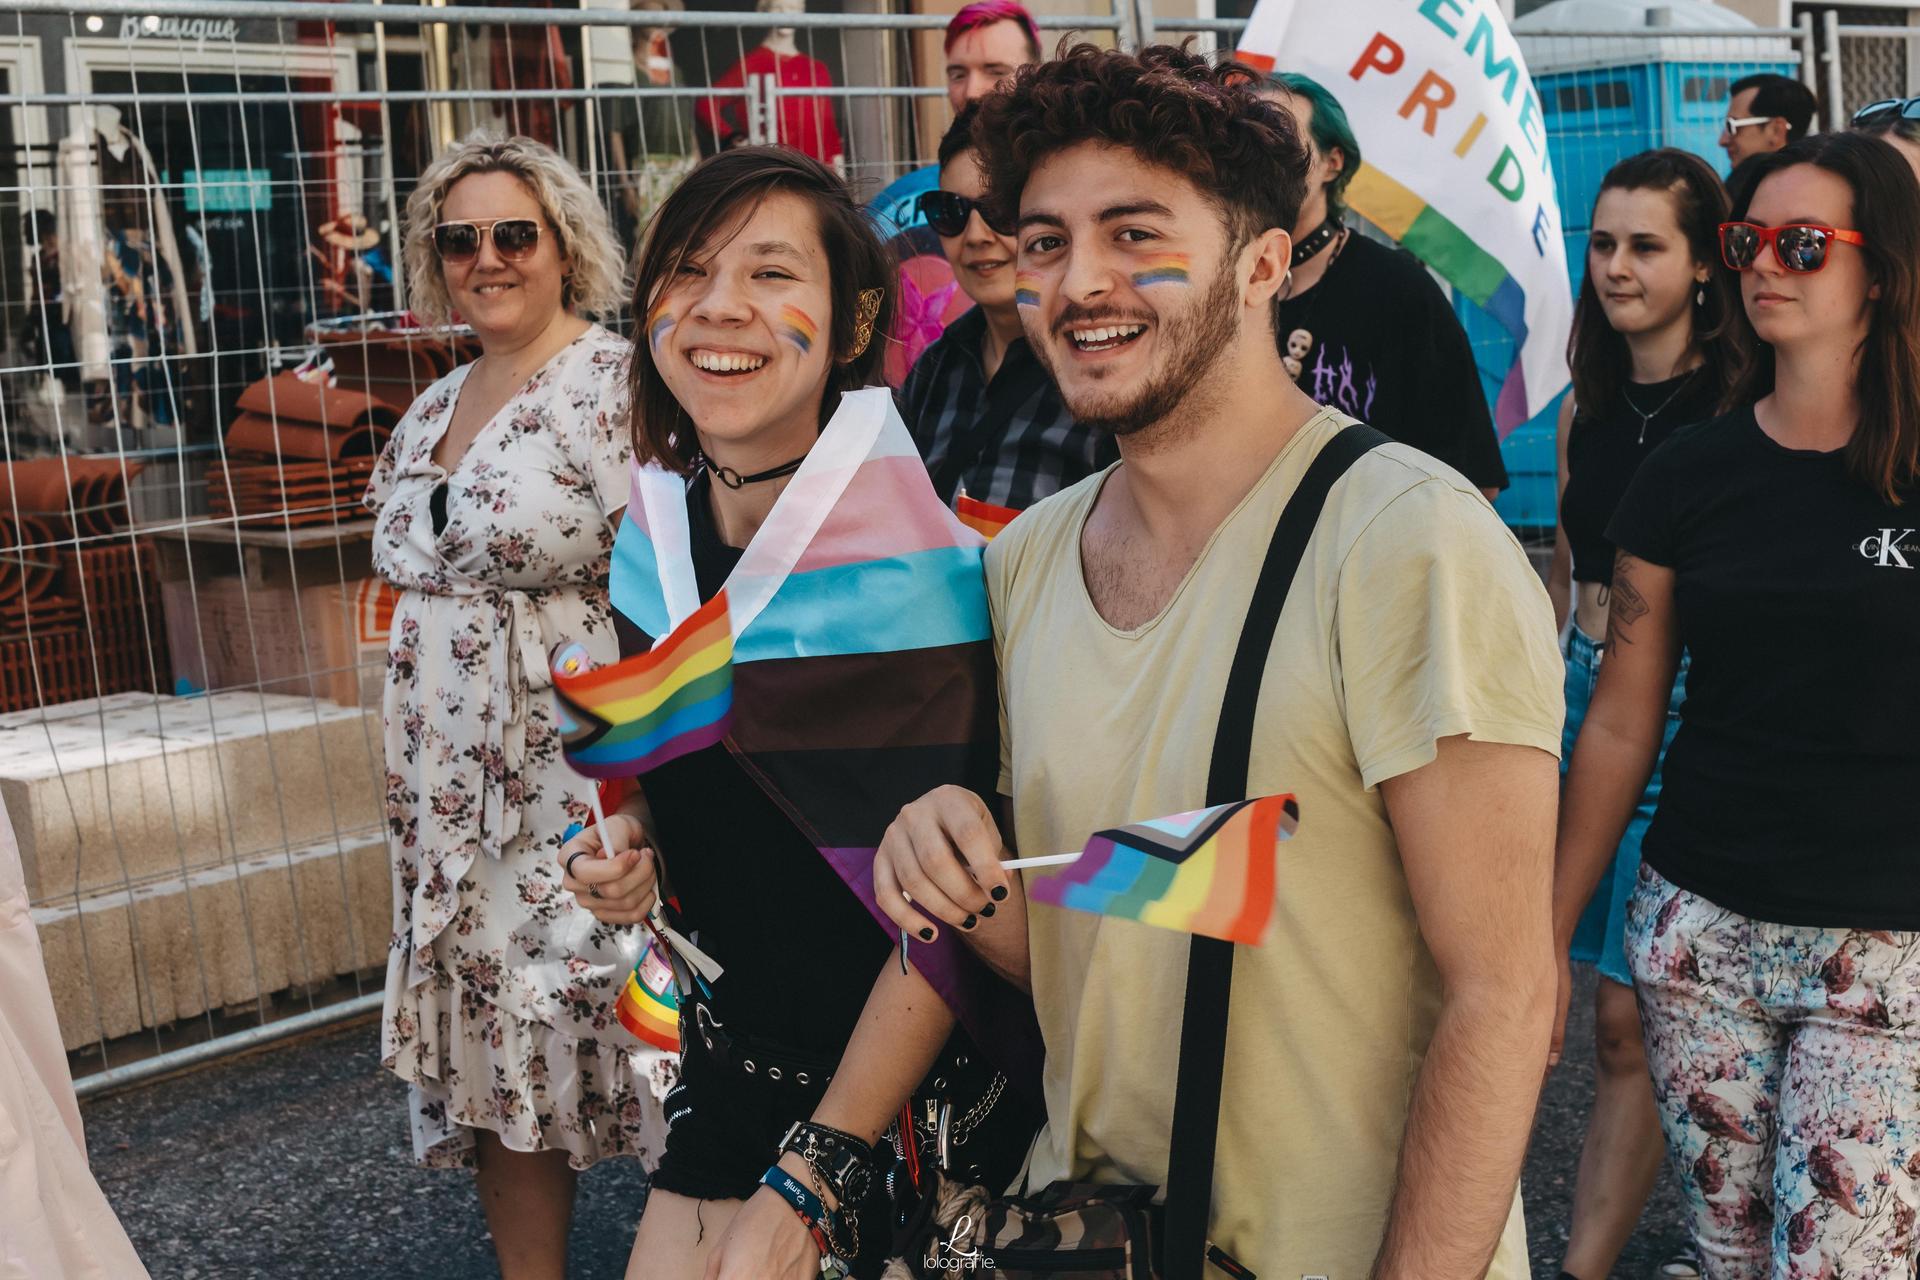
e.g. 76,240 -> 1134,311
990,885 -> 1008,901
980,902 -> 996,918
919,928 -> 935,942
962,914 -> 978,930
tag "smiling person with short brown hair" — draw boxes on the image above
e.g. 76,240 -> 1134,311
875,45 -> 1564,1279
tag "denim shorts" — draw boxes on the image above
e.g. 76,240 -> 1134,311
1561,624 -> 1687,985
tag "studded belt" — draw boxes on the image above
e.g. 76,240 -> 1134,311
687,1000 -> 840,1090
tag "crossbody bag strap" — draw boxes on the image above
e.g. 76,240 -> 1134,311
1161,423 -> 1391,1280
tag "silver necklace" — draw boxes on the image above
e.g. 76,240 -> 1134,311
1620,368 -> 1700,444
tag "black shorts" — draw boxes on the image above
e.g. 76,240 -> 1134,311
651,1017 -> 894,1276
649,1006 -> 1040,1279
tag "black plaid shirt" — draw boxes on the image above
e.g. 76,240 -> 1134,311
899,307 -> 1117,510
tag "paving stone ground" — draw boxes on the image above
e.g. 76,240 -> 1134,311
84,965 -> 1688,1279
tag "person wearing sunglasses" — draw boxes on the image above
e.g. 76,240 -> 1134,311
1559,131 -> 1920,1273
363,133 -> 645,1280
1544,148 -> 1753,1280
1852,94 -> 1920,181
1718,72 -> 1815,172
898,104 -> 1115,510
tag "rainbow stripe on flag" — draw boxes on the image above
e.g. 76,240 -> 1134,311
551,591 -> 733,777
1013,272 -> 1041,308
614,928 -> 683,1053
956,494 -> 1020,541
1026,794 -> 1300,945
1341,164 -> 1534,432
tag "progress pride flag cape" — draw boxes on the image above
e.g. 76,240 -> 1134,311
610,388 -> 1040,1095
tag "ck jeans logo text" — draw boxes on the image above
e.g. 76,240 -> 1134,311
1857,528 -> 1917,569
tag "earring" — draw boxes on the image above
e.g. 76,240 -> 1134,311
1695,285 -> 1706,307
848,288 -> 884,359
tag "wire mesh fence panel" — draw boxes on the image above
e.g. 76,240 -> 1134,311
7,0 -> 1817,1092
0,0 -> 1127,1095
1836,19 -> 1918,122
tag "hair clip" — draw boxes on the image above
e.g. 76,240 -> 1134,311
848,288 -> 884,359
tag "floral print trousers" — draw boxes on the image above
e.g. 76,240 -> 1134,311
1627,862 -> 1920,1279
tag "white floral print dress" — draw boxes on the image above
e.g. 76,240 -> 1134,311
364,324 -> 673,1170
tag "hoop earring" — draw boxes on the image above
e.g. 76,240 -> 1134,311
848,288 -> 884,359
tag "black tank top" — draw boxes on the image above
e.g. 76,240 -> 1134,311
1560,370 -> 1720,584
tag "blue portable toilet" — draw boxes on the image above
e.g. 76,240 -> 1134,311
1457,0 -> 1798,531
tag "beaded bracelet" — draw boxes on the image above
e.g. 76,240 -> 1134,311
759,1165 -> 837,1264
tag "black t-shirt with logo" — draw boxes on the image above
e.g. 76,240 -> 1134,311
1607,406 -> 1920,928
1275,233 -> 1509,492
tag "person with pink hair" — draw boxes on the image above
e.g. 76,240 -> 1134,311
871,0 -> 1043,386
943,0 -> 1040,112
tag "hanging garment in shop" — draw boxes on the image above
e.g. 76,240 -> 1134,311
489,20 -> 573,147
55,105 -> 195,429
697,45 -> 844,168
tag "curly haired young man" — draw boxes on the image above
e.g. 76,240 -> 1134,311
875,45 -> 1565,1279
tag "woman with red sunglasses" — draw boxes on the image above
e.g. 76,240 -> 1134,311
1558,131 -> 1920,1272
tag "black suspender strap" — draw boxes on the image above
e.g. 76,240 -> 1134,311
1160,423 -> 1391,1280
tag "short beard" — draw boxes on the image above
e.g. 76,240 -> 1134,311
1066,263 -> 1241,439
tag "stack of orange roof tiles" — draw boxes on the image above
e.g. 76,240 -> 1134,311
208,374 -> 397,530
0,458 -> 164,711
312,324 -> 481,415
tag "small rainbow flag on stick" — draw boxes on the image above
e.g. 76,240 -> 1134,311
1021,794 -> 1299,945
956,494 -> 1021,541
551,591 -> 734,778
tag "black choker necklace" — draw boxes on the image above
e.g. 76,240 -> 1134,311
1291,217 -> 1343,267
700,452 -> 807,489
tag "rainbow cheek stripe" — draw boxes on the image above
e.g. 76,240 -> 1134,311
779,305 -> 818,355
1013,272 -> 1043,308
646,303 -> 674,351
1130,254 -> 1192,287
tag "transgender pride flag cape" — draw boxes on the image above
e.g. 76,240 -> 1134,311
609,387 -> 1041,1096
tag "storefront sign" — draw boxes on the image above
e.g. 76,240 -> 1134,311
180,169 -> 273,213
119,16 -> 240,45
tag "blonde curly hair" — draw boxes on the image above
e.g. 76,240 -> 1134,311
403,132 -> 625,326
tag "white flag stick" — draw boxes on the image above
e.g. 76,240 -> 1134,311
1000,851 -> 1084,871
586,784 -> 726,981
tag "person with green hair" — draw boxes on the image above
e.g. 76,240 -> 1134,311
1258,72 -> 1509,500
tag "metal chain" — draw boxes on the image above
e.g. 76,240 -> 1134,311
948,1072 -> 1007,1146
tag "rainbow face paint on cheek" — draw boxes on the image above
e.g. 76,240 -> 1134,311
778,305 -> 817,355
1131,253 -> 1192,288
646,301 -> 674,351
1014,272 -> 1042,308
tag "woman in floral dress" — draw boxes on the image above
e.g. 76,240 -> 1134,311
365,134 -> 659,1280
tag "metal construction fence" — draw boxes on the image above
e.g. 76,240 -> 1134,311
0,0 -> 1910,1097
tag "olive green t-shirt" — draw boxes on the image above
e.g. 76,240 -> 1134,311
987,409 -> 1563,1278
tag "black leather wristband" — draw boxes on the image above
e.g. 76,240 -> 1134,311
777,1120 -> 875,1208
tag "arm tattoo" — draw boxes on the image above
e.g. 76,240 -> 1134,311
1605,551 -> 1649,648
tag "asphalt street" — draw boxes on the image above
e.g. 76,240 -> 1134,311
84,965 -> 1689,1279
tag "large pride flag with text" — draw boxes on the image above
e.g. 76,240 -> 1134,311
608,388 -> 1041,1096
1238,0 -> 1572,435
